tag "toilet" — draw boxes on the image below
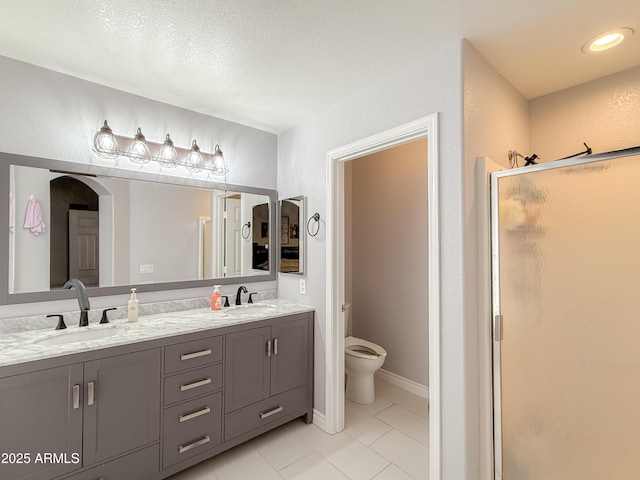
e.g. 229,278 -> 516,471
345,335 -> 387,404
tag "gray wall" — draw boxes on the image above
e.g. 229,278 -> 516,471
278,40 -> 468,478
0,55 -> 278,320
346,139 -> 429,387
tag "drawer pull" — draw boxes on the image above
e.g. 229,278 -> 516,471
178,435 -> 210,454
180,378 -> 212,391
179,406 -> 211,423
72,384 -> 80,410
259,405 -> 284,419
180,349 -> 212,361
87,381 -> 95,406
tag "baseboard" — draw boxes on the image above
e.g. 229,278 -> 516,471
312,408 -> 327,431
376,369 -> 429,399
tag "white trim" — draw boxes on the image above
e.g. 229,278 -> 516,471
326,113 -> 440,479
376,369 -> 429,399
476,157 -> 503,480
312,408 -> 327,431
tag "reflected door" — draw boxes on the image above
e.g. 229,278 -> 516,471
69,209 -> 99,287
492,153 -> 640,480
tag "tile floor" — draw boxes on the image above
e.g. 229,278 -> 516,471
169,377 -> 429,480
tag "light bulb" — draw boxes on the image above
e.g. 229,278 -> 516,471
582,28 -> 634,53
92,120 -> 120,159
127,127 -> 151,164
156,134 -> 179,167
207,144 -> 229,176
184,139 -> 205,173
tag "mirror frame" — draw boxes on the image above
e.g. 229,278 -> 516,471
278,195 -> 305,275
0,151 -> 277,305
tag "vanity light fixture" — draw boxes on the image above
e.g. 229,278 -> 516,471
127,127 -> 152,164
92,121 -> 230,176
92,120 -> 120,159
582,28 -> 634,53
207,144 -> 230,176
184,139 -> 205,173
156,134 -> 180,168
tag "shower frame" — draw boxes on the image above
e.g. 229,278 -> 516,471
490,145 -> 640,480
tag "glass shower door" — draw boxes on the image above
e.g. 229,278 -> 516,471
492,151 -> 640,480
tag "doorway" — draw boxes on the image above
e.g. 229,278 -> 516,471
326,114 -> 440,479
50,176 -> 99,288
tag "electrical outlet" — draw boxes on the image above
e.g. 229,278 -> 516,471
139,264 -> 154,274
299,278 -> 306,295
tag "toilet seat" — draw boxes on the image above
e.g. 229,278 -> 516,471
345,336 -> 387,360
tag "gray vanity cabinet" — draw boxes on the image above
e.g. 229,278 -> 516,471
224,315 -> 311,442
161,335 -> 224,470
0,349 -> 161,480
82,349 -> 161,465
0,365 -> 84,480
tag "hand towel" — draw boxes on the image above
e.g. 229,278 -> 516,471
23,194 -> 45,235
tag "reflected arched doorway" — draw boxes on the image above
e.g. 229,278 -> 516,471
50,176 -> 99,288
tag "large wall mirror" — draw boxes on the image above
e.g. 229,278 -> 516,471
279,196 -> 305,275
0,152 -> 276,305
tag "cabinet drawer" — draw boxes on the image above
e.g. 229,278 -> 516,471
162,392 -> 222,468
60,444 -> 159,480
164,364 -> 223,405
224,386 -> 307,442
165,335 -> 223,374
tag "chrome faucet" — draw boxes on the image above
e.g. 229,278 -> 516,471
64,279 -> 91,327
235,285 -> 248,305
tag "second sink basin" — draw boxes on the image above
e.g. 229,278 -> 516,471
223,304 -> 279,316
34,324 -> 130,346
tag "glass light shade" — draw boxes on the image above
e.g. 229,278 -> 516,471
207,144 -> 229,176
155,133 -> 179,167
184,139 -> 205,173
92,120 -> 120,159
127,127 -> 152,164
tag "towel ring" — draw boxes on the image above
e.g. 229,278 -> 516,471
306,213 -> 320,237
241,221 -> 251,239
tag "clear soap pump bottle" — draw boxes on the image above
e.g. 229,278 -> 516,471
128,288 -> 139,322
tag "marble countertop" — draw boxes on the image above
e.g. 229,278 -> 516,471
0,300 -> 313,368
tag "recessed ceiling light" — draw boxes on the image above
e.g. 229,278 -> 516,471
582,28 -> 634,53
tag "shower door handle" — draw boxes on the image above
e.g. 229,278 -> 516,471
494,315 -> 503,342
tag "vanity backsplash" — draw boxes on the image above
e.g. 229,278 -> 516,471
0,289 -> 277,334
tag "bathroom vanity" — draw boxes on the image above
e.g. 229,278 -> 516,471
0,301 -> 314,480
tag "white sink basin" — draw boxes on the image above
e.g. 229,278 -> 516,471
34,325 -> 130,346
223,304 -> 279,316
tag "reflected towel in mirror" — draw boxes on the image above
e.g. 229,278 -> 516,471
23,194 -> 45,235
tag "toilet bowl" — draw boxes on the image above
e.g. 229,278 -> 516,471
345,336 -> 387,404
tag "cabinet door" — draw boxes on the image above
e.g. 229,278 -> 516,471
271,317 -> 309,396
0,365 -> 83,480
83,349 -> 161,465
225,326 -> 271,413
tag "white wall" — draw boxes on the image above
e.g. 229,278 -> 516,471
128,181 -> 210,284
11,166 -> 52,293
346,139 -> 429,386
529,65 -> 640,159
0,55 -> 278,319
462,41 -> 530,479
278,40 -> 468,478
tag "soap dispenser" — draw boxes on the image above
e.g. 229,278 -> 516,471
128,288 -> 139,322
211,285 -> 222,311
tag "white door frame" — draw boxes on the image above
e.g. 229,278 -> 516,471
325,113 -> 440,479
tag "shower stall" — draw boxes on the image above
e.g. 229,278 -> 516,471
491,147 -> 640,479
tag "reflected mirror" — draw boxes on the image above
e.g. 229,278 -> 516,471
279,196 -> 304,274
1,153 -> 276,304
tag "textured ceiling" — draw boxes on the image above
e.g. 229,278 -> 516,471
0,0 -> 638,132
